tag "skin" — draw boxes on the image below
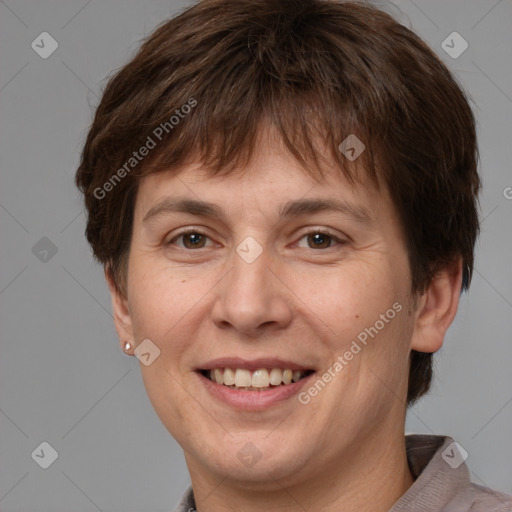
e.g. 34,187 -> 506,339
107,126 -> 462,512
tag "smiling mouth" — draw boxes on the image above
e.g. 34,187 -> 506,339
199,367 -> 315,391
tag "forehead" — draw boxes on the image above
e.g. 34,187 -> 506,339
135,137 -> 387,223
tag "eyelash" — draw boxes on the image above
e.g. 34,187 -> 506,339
166,227 -> 347,251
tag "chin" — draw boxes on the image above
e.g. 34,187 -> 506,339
196,434 -> 314,485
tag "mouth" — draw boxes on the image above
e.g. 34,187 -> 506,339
198,367 -> 315,391
195,358 -> 317,410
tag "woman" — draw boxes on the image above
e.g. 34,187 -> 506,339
75,1 -> 512,510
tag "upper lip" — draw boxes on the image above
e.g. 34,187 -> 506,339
197,357 -> 315,371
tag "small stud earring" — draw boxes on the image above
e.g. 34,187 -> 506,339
124,341 -> 132,351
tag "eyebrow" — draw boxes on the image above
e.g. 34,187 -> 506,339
142,197 -> 373,225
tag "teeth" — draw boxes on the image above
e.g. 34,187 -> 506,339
223,367 -> 235,385
205,367 -> 309,389
269,368 -> 283,385
214,368 -> 223,385
234,368 -> 252,387
251,369 -> 269,388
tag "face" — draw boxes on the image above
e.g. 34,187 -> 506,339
111,134 -> 428,490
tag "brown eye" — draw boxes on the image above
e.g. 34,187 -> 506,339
182,232 -> 207,249
306,232 -> 333,249
167,229 -> 211,249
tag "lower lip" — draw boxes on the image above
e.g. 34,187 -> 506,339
197,372 -> 315,411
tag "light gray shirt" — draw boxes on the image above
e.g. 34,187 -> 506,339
172,434 -> 512,511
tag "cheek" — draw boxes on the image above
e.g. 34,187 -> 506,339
127,261 -> 190,343
295,262 -> 402,338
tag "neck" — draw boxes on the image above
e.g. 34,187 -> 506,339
185,430 -> 414,512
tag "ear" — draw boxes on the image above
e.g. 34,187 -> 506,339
410,258 -> 463,353
105,266 -> 135,355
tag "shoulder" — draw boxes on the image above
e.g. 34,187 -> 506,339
465,482 -> 512,511
394,435 -> 512,512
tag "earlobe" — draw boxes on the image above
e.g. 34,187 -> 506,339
104,266 -> 135,354
410,259 -> 463,353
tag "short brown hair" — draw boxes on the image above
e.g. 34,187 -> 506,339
75,0 -> 480,406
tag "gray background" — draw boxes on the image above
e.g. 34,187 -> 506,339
0,0 -> 511,510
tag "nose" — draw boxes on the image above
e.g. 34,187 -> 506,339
211,242 -> 293,337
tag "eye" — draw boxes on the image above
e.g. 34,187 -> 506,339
166,228 -> 347,251
166,228 -> 214,249
296,229 -> 346,250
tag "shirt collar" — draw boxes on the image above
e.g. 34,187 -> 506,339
390,434 -> 470,511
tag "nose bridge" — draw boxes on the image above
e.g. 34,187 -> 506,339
212,238 -> 291,334
228,239 -> 272,307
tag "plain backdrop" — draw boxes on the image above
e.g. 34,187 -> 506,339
0,1 -> 511,511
